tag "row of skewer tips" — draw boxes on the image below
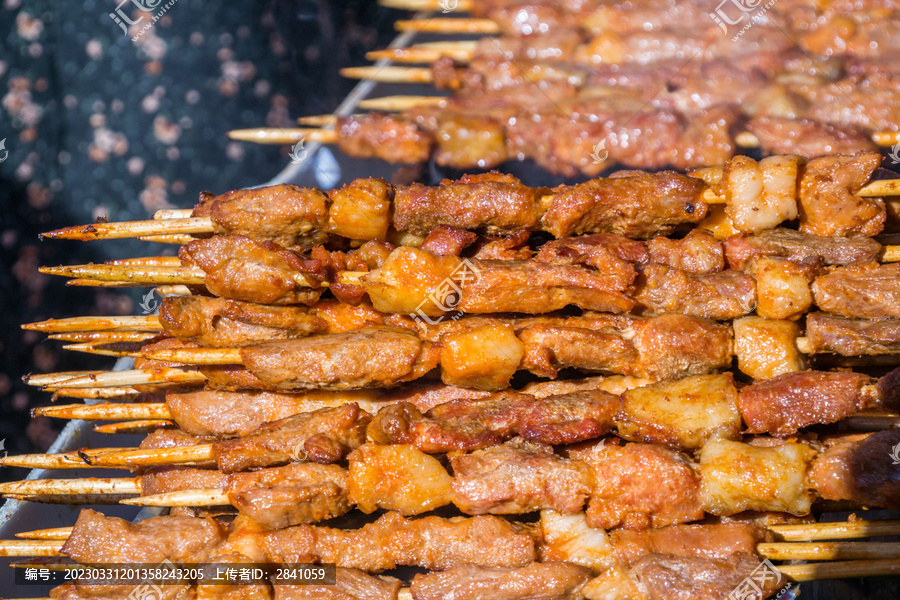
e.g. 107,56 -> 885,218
0,151 -> 898,599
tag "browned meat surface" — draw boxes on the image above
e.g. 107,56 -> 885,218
226,463 -> 350,529
806,80 -> 900,132
274,569 -> 401,600
629,314 -> 733,381
570,440 -> 703,530
434,115 -> 509,169
240,327 -> 440,390
541,171 -> 707,238
646,230 -> 724,274
420,225 -> 479,256
167,389 -> 313,437
159,296 -> 325,347
212,404 -> 370,472
140,466 -> 226,496
264,511 -> 536,572
808,430 -> 900,508
393,172 -> 545,235
62,509 -> 226,564
471,231 -> 533,260
627,554 -> 782,600
610,523 -> 771,567
745,257 -> 817,321
746,117 -> 878,158
798,153 -> 885,237
203,184 -> 329,248
183,235 -> 324,305
310,299 -> 394,333
813,263 -> 900,319
139,428 -> 211,450
806,313 -> 900,355
740,371 -> 877,436
633,265 -> 756,320
724,228 -> 882,270
200,365 -> 275,391
410,562 -> 592,600
369,389 -> 617,452
617,374 -> 741,450
518,324 -> 637,379
535,234 -> 646,282
338,113 -> 432,164
451,439 -> 593,514
326,178 -> 392,242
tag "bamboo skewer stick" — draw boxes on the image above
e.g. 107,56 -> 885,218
78,443 -> 214,468
47,331 -> 160,343
61,342 -> 142,358
23,316 -> 164,333
769,520 -> 900,541
0,449 -> 130,470
15,527 -> 74,540
367,40 -> 478,63
0,540 -> 65,557
758,542 -> 900,561
46,387 -> 142,400
357,95 -> 447,111
226,127 -> 337,145
394,17 -> 498,34
154,209 -> 192,220
779,559 -> 900,581
379,0 -> 474,10
339,65 -> 434,83
93,420 -> 175,435
0,478 -> 141,496
34,403 -> 171,421
27,368 -> 207,390
38,264 -> 207,286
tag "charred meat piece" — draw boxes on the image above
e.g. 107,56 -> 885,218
326,177 -> 392,242
62,509 -> 226,564
645,230 -> 723,274
617,374 -> 741,451
202,183 -> 329,248
263,511 -> 536,572
808,430 -> 900,508
450,439 -> 593,515
140,466 -> 226,496
739,371 -> 877,436
570,440 -> 703,530
536,234 -> 647,277
542,171 -> 707,239
746,117 -> 878,158
393,172 -> 545,236
724,228 -> 881,270
212,403 -> 370,472
410,562 -> 592,600
812,263 -> 900,319
159,295 -> 325,347
806,312 -> 900,355
226,463 -> 350,529
633,265 -> 756,320
420,225 -> 479,257
240,327 -> 440,390
182,235 -> 324,305
798,153 -> 885,237
337,113 -> 432,164
610,522 -> 772,567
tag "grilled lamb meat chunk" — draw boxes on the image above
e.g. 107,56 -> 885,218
724,228 -> 881,270
450,439 -> 593,515
420,225 -> 479,256
798,153 -> 885,237
699,439 -> 816,516
645,230 -> 723,274
337,113 -> 432,164
542,171 -> 707,239
140,466 -> 227,496
744,257 -> 818,321
617,374 -> 741,451
226,463 -> 350,529
62,509 -> 226,564
610,522 -> 772,566
159,296 -> 325,347
201,183 -> 329,248
536,234 -> 647,278
200,365 -> 275,391
633,265 -> 756,320
806,313 -> 900,355
212,403 -> 370,472
263,511 -> 536,572
410,562 -> 592,600
326,177 -> 392,242
274,568 -> 401,600
812,263 -> 900,319
393,172 -> 545,235
623,554 -> 783,600
570,440 -> 703,530
733,317 -> 807,380
808,430 -> 900,508
746,117 -> 878,158
739,371 -> 877,436
240,327 -> 440,390
139,428 -> 212,450
182,235 -> 324,305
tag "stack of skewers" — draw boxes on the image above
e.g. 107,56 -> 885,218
2,149 -> 900,599
230,0 -> 900,177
